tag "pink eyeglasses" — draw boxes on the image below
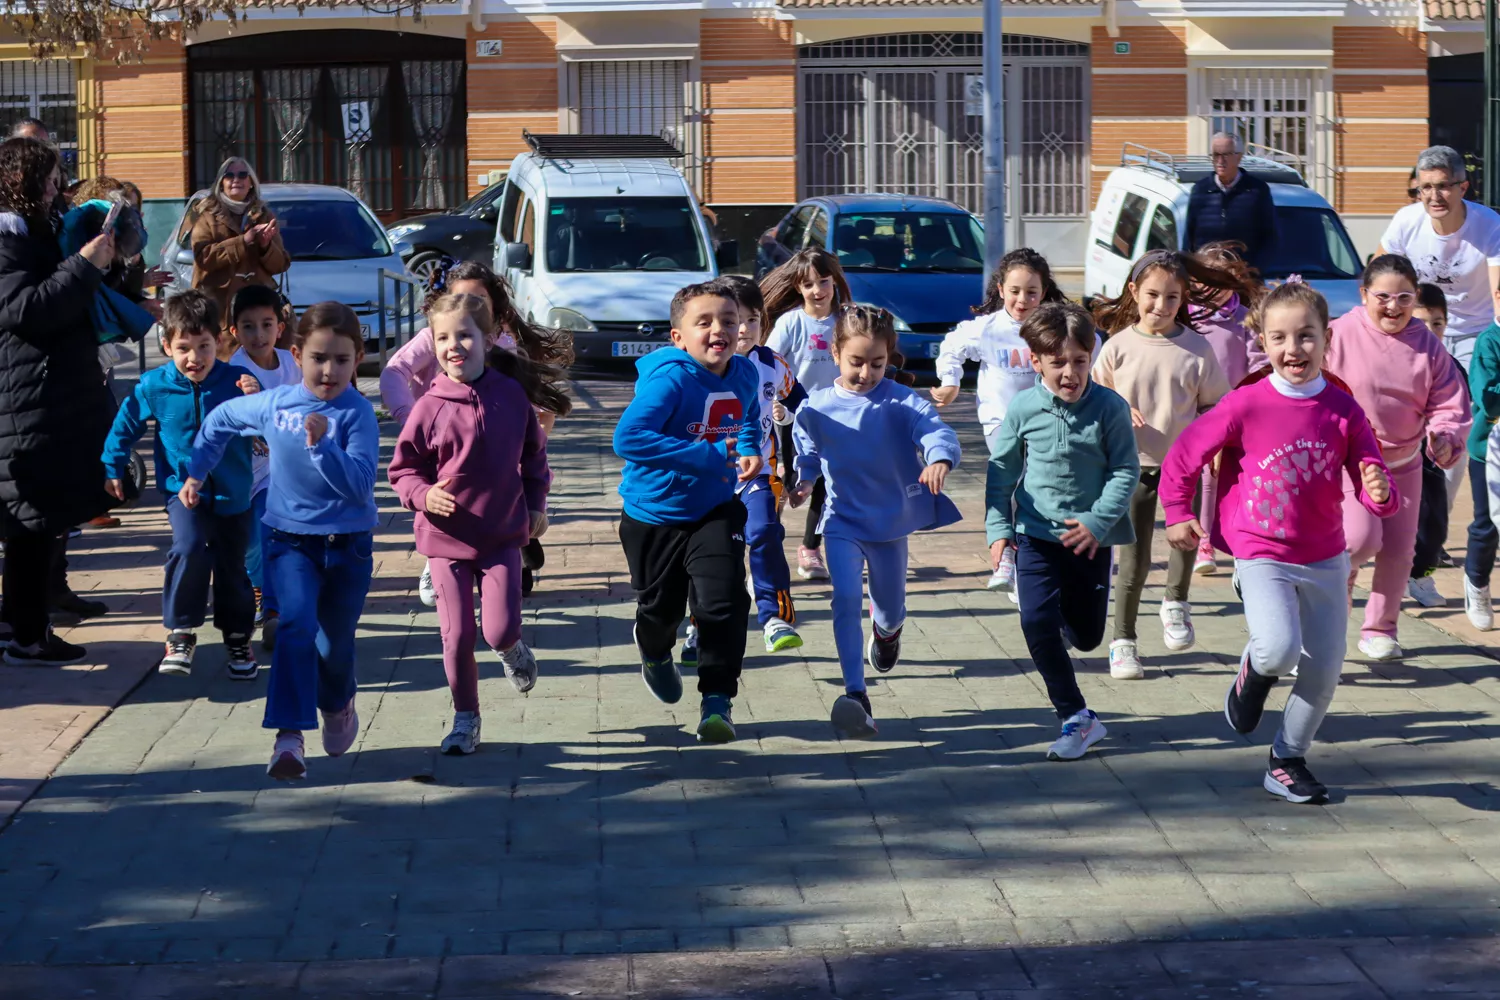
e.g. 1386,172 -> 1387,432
1370,291 -> 1416,307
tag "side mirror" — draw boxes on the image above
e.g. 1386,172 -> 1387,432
504,242 -> 533,271
174,247 -> 192,266
476,204 -> 499,224
714,239 -> 740,270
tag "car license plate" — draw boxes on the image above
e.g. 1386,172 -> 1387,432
612,341 -> 667,358
928,342 -> 944,359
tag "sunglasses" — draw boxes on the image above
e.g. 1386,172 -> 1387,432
1371,291 -> 1416,307
225,171 -> 251,182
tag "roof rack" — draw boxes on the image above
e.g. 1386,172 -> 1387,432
1122,142 -> 1178,179
1119,142 -> 1307,186
522,131 -> 683,160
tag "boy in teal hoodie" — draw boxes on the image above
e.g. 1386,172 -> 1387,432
1464,318 -> 1500,631
614,278 -> 763,743
986,302 -> 1139,762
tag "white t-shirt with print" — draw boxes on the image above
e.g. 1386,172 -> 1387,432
766,309 -> 839,394
1381,200 -> 1500,366
230,347 -> 302,495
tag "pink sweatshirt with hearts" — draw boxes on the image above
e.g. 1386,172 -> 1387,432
1160,376 -> 1399,564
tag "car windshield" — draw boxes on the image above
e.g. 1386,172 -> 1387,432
1259,207 -> 1362,281
832,211 -> 985,273
544,197 -> 707,272
457,181 -> 505,215
175,198 -> 392,261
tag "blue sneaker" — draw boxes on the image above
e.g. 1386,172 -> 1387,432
634,623 -> 682,704
681,624 -> 699,668
696,694 -> 736,743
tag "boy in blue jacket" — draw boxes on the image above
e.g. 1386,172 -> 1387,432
614,278 -> 763,743
101,290 -> 260,679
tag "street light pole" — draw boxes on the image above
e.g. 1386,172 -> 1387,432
983,0 -> 1005,276
1488,0 -> 1499,206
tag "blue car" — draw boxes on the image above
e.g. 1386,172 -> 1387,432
755,194 -> 986,369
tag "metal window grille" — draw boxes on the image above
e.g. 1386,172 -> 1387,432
0,60 -> 80,174
1020,63 -> 1087,217
1207,70 -> 1316,175
800,33 -> 1085,63
578,60 -> 687,151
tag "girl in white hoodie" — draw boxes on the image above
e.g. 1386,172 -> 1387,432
932,248 -> 1066,593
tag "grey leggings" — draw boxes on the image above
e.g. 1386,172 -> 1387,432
1236,553 -> 1349,759
1112,467 -> 1195,641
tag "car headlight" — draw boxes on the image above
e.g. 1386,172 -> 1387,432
386,224 -> 424,241
853,303 -> 911,332
547,307 -> 597,333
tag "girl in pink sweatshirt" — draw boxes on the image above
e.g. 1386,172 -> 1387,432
388,293 -> 551,756
1324,255 -> 1471,661
1161,280 -> 1397,805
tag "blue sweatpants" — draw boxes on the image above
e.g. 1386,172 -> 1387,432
163,495 -> 255,636
740,475 -> 795,627
245,489 -> 278,614
262,529 -> 373,732
825,534 -> 907,693
1015,534 -> 1110,719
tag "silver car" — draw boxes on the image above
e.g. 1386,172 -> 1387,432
161,183 -> 420,352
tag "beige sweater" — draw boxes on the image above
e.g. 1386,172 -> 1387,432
1091,326 -> 1229,468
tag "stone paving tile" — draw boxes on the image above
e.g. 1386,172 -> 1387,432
1,380 -> 1499,986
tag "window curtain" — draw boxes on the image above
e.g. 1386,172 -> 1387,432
402,60 -> 461,211
329,66 -> 389,203
196,70 -> 254,166
264,69 -> 319,183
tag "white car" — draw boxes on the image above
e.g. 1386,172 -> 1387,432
1083,146 -> 1363,320
161,184 -> 418,353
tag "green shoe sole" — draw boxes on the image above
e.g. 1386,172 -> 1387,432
696,714 -> 737,744
765,632 -> 804,653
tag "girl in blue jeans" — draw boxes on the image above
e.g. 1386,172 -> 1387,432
184,302 -> 381,781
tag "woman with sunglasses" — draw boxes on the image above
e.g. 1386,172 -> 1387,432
1325,254 -> 1471,661
189,157 -> 289,359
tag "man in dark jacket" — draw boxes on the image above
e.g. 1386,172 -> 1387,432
1185,132 -> 1278,267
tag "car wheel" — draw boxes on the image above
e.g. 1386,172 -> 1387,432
407,251 -> 450,286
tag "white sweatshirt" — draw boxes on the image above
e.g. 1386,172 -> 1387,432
934,310 -> 1037,439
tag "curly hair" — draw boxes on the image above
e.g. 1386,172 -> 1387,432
71,176 -> 125,208
0,136 -> 60,230
974,247 -> 1066,316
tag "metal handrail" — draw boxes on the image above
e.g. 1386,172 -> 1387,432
376,268 -> 423,367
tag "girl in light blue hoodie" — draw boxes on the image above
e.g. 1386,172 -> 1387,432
791,304 -> 961,740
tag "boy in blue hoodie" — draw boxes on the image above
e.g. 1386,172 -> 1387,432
614,278 -> 764,743
101,290 -> 260,679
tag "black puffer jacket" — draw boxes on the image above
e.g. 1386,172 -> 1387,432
0,215 -> 112,535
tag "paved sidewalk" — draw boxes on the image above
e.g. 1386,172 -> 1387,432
2,380 -> 1499,993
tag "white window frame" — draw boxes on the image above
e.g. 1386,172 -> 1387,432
1190,64 -> 1334,201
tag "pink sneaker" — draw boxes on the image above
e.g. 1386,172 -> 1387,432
797,545 -> 829,581
320,697 -> 359,757
1193,537 -> 1217,576
267,731 -> 306,781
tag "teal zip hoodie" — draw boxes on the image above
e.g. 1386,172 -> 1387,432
985,380 -> 1140,548
1468,321 -> 1500,462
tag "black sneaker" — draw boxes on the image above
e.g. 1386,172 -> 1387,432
225,633 -> 258,681
866,624 -> 902,674
54,594 -> 108,620
830,689 -> 877,739
1224,650 -> 1278,734
160,632 -> 197,676
697,694 -> 736,743
634,623 -> 682,704
4,631 -> 87,665
1264,752 -> 1329,804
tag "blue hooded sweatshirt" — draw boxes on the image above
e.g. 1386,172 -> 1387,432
614,348 -> 763,525
101,359 -> 255,514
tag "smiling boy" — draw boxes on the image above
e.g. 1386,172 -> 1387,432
613,278 -> 764,743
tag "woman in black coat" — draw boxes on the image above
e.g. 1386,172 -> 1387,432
0,136 -> 116,663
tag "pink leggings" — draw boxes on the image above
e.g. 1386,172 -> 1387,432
1342,462 -> 1422,640
429,550 -> 523,712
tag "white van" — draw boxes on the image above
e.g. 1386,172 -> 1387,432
492,134 -> 737,365
1083,145 -> 1363,318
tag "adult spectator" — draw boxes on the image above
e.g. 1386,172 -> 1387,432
0,136 -> 117,663
189,156 -> 288,356
1185,132 -> 1278,268
1379,145 -> 1500,367
8,118 -> 48,143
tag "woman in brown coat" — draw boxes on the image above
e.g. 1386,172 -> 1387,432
190,156 -> 289,357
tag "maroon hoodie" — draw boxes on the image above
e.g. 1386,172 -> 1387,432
389,368 -> 548,560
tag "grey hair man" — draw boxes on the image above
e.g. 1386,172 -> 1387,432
1185,130 -> 1278,266
7,118 -> 49,143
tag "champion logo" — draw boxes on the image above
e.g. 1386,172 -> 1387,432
686,391 -> 745,441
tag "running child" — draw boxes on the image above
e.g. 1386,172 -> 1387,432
763,247 -> 851,581
183,301 -> 380,781
1162,280 -> 1397,804
1325,255 -> 1470,661
380,260 -> 572,603
931,247 -> 1065,595
614,279 -> 763,743
1408,283 -> 1459,610
228,283 -> 302,651
791,304 -> 960,738
389,293 -> 549,755
1091,249 -> 1254,679
986,302 -> 1138,760
1464,300 -> 1500,630
101,290 -> 260,678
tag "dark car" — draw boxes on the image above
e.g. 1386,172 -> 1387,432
756,194 -> 986,368
386,177 -> 507,283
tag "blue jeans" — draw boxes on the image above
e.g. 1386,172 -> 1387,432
741,476 -> 795,627
1467,456 -> 1498,587
162,495 -> 255,635
262,529 -> 373,732
1015,534 -> 1110,719
824,534 -> 907,693
245,489 -> 278,614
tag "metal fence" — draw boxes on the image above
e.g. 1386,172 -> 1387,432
0,60 -> 83,176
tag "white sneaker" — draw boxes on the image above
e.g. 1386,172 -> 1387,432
987,546 -> 1016,592
1465,578 -> 1494,631
440,711 -> 481,755
1358,635 -> 1403,661
418,561 -> 437,607
1405,575 -> 1446,609
1108,639 -> 1144,680
1159,601 -> 1196,651
1193,538 -> 1217,576
1046,709 -> 1106,761
499,640 -> 538,694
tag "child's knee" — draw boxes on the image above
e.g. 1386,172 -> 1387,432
1249,632 -> 1301,676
